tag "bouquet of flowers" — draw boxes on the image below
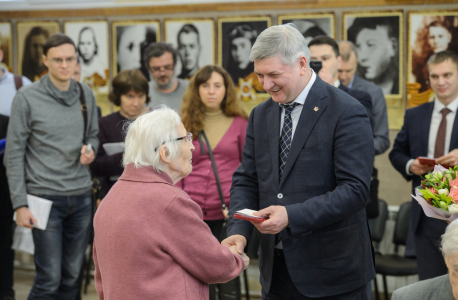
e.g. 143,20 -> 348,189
412,165 -> 458,221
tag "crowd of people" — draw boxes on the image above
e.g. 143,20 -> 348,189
0,21 -> 458,300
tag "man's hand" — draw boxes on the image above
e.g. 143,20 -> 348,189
222,234 -> 247,255
436,149 -> 458,168
409,158 -> 434,176
15,207 -> 37,229
80,145 -> 95,165
317,68 -> 334,85
252,205 -> 289,234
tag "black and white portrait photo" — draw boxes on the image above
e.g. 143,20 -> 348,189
112,21 -> 160,80
218,16 -> 271,100
17,22 -> 60,82
408,12 -> 458,96
65,21 -> 109,82
0,22 -> 12,71
345,12 -> 403,96
165,19 -> 214,80
279,14 -> 335,45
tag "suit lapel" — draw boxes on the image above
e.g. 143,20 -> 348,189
450,108 -> 458,152
422,102 -> 435,155
279,78 -> 327,189
352,75 -> 362,90
266,101 -> 281,186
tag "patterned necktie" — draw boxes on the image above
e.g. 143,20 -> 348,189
279,102 -> 299,181
434,108 -> 452,158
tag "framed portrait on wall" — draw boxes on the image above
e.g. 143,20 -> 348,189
0,22 -> 12,71
165,18 -> 215,80
218,16 -> 271,106
343,11 -> 403,129
17,21 -> 60,82
278,13 -> 335,44
407,11 -> 458,107
64,20 -> 109,87
112,20 -> 160,80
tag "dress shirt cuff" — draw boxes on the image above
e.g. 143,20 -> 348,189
406,159 -> 414,176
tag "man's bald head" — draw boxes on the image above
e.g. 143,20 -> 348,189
338,40 -> 358,86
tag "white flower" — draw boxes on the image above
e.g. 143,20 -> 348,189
449,204 -> 458,214
438,189 -> 450,196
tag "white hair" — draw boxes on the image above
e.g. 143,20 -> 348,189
123,105 -> 182,172
249,23 -> 311,68
442,219 -> 458,256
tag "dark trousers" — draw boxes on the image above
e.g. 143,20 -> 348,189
263,249 -> 368,300
205,219 -> 241,300
415,213 -> 448,280
0,218 -> 15,299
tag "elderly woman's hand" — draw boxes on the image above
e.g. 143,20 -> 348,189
228,245 -> 250,270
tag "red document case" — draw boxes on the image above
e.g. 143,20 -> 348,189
417,157 -> 436,166
234,213 -> 269,223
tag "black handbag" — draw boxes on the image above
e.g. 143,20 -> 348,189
198,130 -> 228,241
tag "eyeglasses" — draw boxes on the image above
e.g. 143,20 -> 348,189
150,64 -> 174,73
49,57 -> 77,65
154,132 -> 193,151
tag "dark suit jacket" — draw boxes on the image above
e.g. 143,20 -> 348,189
228,77 -> 375,297
338,83 -> 374,130
0,114 -> 12,218
389,102 -> 458,234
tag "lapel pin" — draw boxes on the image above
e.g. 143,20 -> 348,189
314,107 -> 319,112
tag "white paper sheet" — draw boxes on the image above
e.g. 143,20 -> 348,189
103,142 -> 125,155
11,226 -> 34,254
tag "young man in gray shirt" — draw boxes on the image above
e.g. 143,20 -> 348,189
4,33 -> 98,299
143,42 -> 189,112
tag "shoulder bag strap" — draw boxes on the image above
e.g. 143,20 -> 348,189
198,130 -> 227,214
77,82 -> 88,144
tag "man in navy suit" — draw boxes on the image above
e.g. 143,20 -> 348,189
390,51 -> 458,280
222,23 -> 375,299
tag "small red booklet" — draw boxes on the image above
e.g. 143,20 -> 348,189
234,209 -> 269,223
418,157 -> 436,166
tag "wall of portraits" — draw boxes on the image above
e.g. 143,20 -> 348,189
0,1 -> 457,129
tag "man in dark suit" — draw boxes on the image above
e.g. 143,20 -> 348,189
390,51 -> 458,280
308,36 -> 374,130
222,23 -> 375,299
338,40 -> 390,156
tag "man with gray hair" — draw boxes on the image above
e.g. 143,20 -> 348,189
338,40 -> 390,156
391,219 -> 458,299
143,42 -> 189,112
222,23 -> 375,299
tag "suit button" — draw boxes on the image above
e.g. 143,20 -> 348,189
277,193 -> 283,199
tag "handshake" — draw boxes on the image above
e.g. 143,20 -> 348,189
222,234 -> 250,270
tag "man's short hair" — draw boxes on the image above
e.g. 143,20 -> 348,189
249,23 -> 311,67
143,42 -> 178,69
442,219 -> 458,256
177,24 -> 200,45
338,40 -> 358,62
308,35 -> 340,58
347,17 -> 398,44
43,33 -> 77,56
427,50 -> 458,72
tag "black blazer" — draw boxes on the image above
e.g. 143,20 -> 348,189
228,77 -> 375,297
389,102 -> 458,233
338,83 -> 374,130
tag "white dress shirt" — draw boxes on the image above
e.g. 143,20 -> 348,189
406,95 -> 458,175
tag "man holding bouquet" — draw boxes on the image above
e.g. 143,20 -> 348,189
390,50 -> 458,280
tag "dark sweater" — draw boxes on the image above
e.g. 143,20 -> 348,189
91,112 -> 129,195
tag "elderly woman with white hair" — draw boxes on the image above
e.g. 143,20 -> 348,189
391,219 -> 458,300
92,106 -> 248,300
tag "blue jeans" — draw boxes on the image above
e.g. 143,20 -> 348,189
28,192 -> 92,300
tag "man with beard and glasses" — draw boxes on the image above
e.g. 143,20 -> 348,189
143,42 -> 189,112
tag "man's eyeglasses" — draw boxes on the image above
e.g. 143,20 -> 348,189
150,64 -> 174,73
49,57 -> 77,65
154,132 -> 193,151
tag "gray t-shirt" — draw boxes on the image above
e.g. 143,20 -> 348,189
147,78 -> 189,112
